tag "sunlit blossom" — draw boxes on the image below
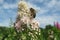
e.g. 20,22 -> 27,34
18,1 -> 28,11
35,32 -> 38,34
31,19 -> 39,30
21,16 -> 30,24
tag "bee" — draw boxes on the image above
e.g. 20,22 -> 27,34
30,8 -> 36,18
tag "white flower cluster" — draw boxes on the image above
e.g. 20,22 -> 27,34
48,30 -> 54,40
18,1 -> 30,18
15,1 -> 40,31
21,16 -> 30,24
31,19 -> 39,30
18,1 -> 28,11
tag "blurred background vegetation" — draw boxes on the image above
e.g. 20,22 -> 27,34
0,24 -> 60,40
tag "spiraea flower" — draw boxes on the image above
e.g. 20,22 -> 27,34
18,1 -> 29,13
18,1 -> 31,18
21,16 -> 30,24
31,19 -> 39,31
14,20 -> 23,32
48,30 -> 54,40
14,0 -> 40,32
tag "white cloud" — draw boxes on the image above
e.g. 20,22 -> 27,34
26,0 -> 59,15
38,8 -> 48,14
54,1 -> 60,11
27,2 -> 40,11
35,14 -> 60,28
27,0 -> 57,9
27,0 -> 44,3
28,0 -> 56,10
2,2 -> 18,9
27,2 -> 49,15
0,0 -> 4,4
43,0 -> 60,10
52,13 -> 60,19
47,0 -> 56,8
1,0 -> 20,9
0,8 -> 4,14
34,0 -> 44,3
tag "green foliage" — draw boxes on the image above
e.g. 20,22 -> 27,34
0,25 -> 60,40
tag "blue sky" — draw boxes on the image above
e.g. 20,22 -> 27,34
0,0 -> 60,28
